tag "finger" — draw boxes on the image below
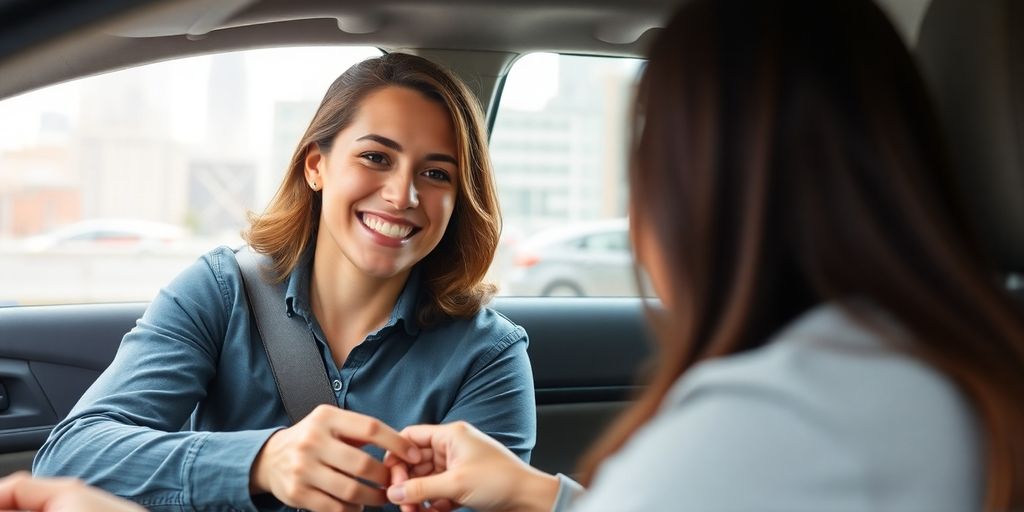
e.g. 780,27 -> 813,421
387,473 -> 462,506
331,410 -> 421,464
0,473 -> 79,510
400,424 -> 453,450
413,448 -> 434,466
385,447 -> 431,470
411,460 -> 436,477
432,447 -> 447,474
282,484 -> 362,512
305,467 -> 387,507
428,498 -> 456,512
383,451 -> 403,468
320,441 -> 391,488
391,460 -> 410,486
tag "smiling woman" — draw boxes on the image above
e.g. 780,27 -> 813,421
32,53 -> 535,512
305,87 -> 459,296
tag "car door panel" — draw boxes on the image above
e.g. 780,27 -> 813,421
496,298 -> 653,475
533,401 -> 629,477
0,304 -> 143,457
0,358 -> 57,442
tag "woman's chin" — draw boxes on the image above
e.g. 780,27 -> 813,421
356,260 -> 408,280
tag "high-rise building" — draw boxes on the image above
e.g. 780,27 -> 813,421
185,53 -> 261,236
490,57 -> 634,235
77,64 -> 188,224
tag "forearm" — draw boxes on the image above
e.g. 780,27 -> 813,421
34,413 -> 277,511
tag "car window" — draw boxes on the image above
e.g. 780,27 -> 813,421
0,46 -> 381,306
489,53 -> 644,297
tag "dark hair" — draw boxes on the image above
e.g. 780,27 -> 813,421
579,0 -> 1024,507
244,53 -> 500,326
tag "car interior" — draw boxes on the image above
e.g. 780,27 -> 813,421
0,0 -> 1018,494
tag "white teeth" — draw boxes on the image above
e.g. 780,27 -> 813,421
363,214 -> 414,239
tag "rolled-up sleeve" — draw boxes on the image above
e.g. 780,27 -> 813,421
441,327 -> 536,461
32,251 -> 274,511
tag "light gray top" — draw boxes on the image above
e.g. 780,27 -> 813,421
553,303 -> 983,512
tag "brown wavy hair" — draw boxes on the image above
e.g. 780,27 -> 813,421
244,53 -> 500,326
578,0 -> 1024,508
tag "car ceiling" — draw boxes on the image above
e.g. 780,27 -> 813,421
0,0 -> 931,102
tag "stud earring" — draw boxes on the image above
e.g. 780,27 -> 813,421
311,181 -> 318,191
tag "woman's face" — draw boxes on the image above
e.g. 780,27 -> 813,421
306,85 -> 459,279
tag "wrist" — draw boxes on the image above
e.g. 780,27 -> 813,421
248,456 -> 266,494
512,466 -> 560,512
248,432 -> 277,494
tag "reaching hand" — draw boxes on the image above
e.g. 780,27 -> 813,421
250,405 -> 422,512
383,421 -> 559,512
0,472 -> 144,512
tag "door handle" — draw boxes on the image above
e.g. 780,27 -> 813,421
0,359 -> 57,428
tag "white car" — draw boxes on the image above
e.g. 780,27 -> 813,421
20,219 -> 187,252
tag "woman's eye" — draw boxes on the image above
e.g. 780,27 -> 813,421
360,152 -> 388,165
423,169 -> 451,182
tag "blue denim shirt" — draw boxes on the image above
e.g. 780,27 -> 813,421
33,246 -> 536,511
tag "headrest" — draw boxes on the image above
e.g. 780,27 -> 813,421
916,0 -> 1024,273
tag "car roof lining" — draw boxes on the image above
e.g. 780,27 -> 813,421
0,0 -> 931,104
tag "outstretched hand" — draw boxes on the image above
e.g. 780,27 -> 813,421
250,404 -> 422,512
384,421 -> 559,512
0,472 -> 144,512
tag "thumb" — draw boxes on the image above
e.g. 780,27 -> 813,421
388,472 -> 461,506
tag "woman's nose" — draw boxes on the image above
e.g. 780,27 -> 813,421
381,172 -> 420,210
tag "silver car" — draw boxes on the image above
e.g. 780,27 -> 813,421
503,218 -> 642,297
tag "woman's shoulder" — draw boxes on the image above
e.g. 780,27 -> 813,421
666,302 -> 970,420
639,302 -> 982,509
196,244 -> 244,277
578,303 -> 983,511
411,306 -> 529,379
158,245 -> 245,310
430,306 -> 528,349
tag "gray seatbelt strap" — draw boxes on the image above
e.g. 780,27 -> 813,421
235,248 -> 336,424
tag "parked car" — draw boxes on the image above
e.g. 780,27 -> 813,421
1,219 -> 240,305
504,218 -> 641,297
20,219 -> 187,252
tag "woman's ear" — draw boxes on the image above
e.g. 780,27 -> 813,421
303,143 -> 324,186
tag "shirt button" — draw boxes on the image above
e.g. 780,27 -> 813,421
332,379 -> 343,391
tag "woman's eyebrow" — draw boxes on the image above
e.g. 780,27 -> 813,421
356,133 -> 402,151
357,133 -> 457,165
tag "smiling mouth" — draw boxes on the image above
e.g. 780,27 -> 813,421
358,212 -> 421,240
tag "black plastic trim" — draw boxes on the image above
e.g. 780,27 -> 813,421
0,425 -> 52,453
535,385 -> 641,405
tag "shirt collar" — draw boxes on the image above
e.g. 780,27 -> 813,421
283,246 -> 421,336
390,267 -> 422,336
